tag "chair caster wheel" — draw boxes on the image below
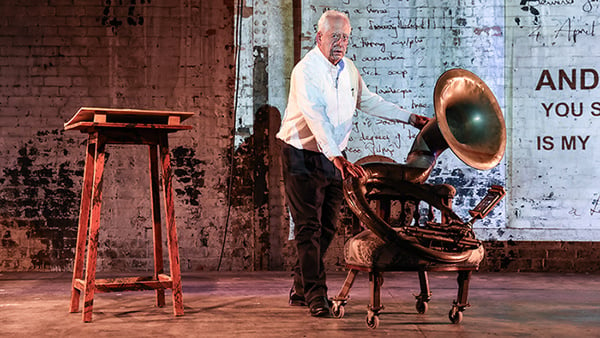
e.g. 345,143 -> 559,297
366,311 -> 380,329
416,299 -> 428,314
331,301 -> 345,319
449,306 -> 463,324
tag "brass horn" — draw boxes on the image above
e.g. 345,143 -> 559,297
403,68 -> 506,183
343,68 -> 506,263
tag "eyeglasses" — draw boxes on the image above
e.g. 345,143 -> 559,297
329,33 -> 349,42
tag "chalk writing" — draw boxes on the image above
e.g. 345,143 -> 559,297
360,52 -> 405,63
411,100 -> 427,109
375,86 -> 412,97
374,119 -> 402,126
366,5 -> 388,15
368,20 -> 400,38
554,17 -> 597,43
569,207 -> 581,217
582,0 -> 600,12
358,132 -> 401,148
390,36 -> 425,48
388,69 -> 408,77
538,0 -> 575,5
361,67 -> 381,76
528,0 -> 598,14
590,193 -> 600,215
352,37 -> 387,52
395,15 -> 440,30
522,13 -> 599,45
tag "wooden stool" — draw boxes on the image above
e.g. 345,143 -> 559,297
64,107 -> 194,322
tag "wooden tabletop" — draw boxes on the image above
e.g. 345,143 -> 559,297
64,107 -> 195,131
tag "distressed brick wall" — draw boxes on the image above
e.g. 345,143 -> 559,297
2,0 -> 599,274
0,0 -> 257,272
481,241 -> 600,273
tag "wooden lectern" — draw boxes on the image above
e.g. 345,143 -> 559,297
64,107 -> 194,322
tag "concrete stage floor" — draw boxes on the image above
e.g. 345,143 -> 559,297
1,271 -> 599,337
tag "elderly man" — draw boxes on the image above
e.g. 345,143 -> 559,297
277,10 -> 428,317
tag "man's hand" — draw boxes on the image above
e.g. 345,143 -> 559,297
409,114 -> 430,130
332,156 -> 366,179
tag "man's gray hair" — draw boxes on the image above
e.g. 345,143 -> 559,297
317,10 -> 350,33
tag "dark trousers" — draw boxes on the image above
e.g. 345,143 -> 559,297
281,142 -> 344,304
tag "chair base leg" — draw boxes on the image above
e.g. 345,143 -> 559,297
331,268 -> 359,318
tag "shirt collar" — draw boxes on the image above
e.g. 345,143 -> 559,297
314,46 -> 345,72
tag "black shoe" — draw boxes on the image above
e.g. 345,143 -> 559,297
289,287 -> 307,306
309,296 -> 331,317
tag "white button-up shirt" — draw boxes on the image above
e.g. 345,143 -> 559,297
277,47 -> 412,159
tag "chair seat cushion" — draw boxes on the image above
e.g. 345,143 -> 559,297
344,230 -> 485,271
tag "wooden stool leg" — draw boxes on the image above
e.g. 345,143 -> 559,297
82,137 -> 106,322
149,144 -> 166,307
159,134 -> 184,316
70,135 -> 96,313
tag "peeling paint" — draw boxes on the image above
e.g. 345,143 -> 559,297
172,146 -> 206,207
0,132 -> 83,271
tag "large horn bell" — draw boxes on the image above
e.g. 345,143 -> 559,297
433,69 -> 506,170
401,68 -> 506,182
434,68 -> 506,170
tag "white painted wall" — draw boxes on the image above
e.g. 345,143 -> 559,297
505,1 -> 600,240
239,0 -> 600,241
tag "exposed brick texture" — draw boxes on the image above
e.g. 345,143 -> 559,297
0,1 -> 251,272
2,1 -> 599,274
481,241 -> 600,273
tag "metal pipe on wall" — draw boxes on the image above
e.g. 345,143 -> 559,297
293,0 -> 301,64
